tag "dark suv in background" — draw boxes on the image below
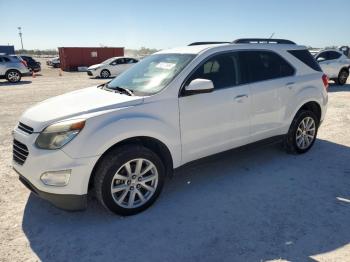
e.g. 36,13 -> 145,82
20,56 -> 41,72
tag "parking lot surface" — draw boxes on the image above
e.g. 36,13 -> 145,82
0,61 -> 350,262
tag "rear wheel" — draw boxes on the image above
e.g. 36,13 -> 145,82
336,69 -> 349,85
284,110 -> 319,154
94,145 -> 165,216
100,69 -> 110,78
6,70 -> 22,83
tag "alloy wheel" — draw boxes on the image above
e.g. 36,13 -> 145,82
8,71 -> 20,82
110,158 -> 159,208
295,116 -> 316,149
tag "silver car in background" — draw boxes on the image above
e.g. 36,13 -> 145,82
0,54 -> 30,83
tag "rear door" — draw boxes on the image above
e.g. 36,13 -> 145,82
108,58 -> 123,76
240,50 -> 296,141
179,51 -> 251,163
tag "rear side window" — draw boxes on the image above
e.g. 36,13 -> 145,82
288,49 -> 322,72
240,51 -> 295,83
328,51 -> 341,60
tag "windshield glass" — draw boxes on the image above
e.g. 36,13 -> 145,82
107,53 -> 196,95
102,57 -> 117,64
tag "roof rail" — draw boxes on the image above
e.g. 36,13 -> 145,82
233,38 -> 296,44
188,41 -> 230,46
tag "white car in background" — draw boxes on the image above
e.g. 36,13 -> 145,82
46,57 -> 60,68
315,50 -> 350,85
87,57 -> 138,78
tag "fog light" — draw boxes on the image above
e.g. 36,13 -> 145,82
40,170 -> 71,186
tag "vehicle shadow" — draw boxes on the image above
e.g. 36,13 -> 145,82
22,139 -> 350,262
0,80 -> 32,86
328,83 -> 350,92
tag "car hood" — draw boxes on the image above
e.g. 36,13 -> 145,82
88,64 -> 104,70
20,86 -> 144,132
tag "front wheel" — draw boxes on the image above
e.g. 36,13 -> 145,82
100,69 -> 110,78
6,70 -> 22,83
284,110 -> 319,154
94,145 -> 165,216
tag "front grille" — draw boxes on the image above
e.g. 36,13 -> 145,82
13,139 -> 29,165
18,122 -> 34,134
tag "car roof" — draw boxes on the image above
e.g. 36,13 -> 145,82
156,43 -> 306,55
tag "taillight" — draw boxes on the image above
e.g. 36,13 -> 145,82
322,74 -> 329,91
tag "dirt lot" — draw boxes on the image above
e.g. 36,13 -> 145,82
0,60 -> 350,262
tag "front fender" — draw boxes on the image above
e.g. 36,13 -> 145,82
62,113 -> 182,168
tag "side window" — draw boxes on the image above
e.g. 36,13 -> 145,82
186,53 -> 240,90
288,49 -> 322,72
240,51 -> 295,83
328,51 -> 341,60
1,57 -> 10,62
125,58 -> 137,64
316,52 -> 329,61
117,58 -> 126,64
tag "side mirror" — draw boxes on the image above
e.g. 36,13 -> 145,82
317,57 -> 325,62
184,78 -> 214,95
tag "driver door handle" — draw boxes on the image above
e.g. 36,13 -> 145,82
234,94 -> 248,102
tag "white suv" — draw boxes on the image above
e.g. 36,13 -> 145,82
87,57 -> 138,78
13,39 -> 328,215
315,49 -> 350,85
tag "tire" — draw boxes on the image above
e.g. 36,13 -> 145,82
6,70 -> 22,83
100,69 -> 110,78
284,110 -> 319,154
336,69 -> 349,85
94,144 -> 165,216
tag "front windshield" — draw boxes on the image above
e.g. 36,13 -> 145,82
102,57 -> 116,64
107,53 -> 196,95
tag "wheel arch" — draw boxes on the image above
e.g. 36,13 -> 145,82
88,136 -> 174,190
294,101 -> 322,124
340,66 -> 349,74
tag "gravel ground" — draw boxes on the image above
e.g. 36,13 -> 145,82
0,60 -> 350,262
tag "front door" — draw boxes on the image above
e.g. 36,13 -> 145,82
179,52 -> 251,164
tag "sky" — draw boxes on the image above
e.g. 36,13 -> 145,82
0,0 -> 349,50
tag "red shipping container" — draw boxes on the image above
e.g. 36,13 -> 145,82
58,47 -> 124,71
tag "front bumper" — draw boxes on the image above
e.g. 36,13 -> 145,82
12,126 -> 100,209
16,170 -> 87,210
87,70 -> 98,77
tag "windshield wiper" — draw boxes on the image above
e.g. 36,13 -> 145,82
98,83 -> 134,96
113,86 -> 134,96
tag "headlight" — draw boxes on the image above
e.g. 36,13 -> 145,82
35,119 -> 85,150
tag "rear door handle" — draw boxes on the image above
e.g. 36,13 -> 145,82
234,94 -> 248,102
286,82 -> 295,89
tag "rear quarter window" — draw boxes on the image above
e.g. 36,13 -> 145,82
288,50 -> 322,72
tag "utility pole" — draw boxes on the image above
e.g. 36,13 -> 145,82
17,27 -> 24,50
